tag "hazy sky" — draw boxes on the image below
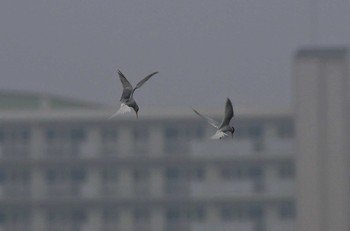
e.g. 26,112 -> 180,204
1,0 -> 350,108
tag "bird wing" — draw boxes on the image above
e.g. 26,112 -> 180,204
118,70 -> 133,102
132,71 -> 158,93
219,98 -> 234,129
192,108 -> 219,128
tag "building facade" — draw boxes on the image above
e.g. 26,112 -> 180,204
295,47 -> 350,231
0,92 -> 295,231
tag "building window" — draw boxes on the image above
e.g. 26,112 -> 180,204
189,167 -> 205,181
164,126 -> 179,140
46,168 -> 86,183
164,168 -> 188,195
278,163 -> 295,179
102,169 -> 119,182
277,124 -> 294,138
184,125 -> 205,140
47,209 -> 86,230
248,126 -> 263,139
102,208 -> 119,229
221,206 -> 263,221
248,206 -> 263,220
0,209 -> 31,228
248,166 -> 263,178
100,128 -> 119,157
0,169 -> 31,198
220,166 -> 243,180
0,129 -> 4,143
221,207 -> 244,221
46,128 -> 85,142
45,127 -> 86,157
166,208 -> 181,222
132,127 -> 150,156
101,128 -> 118,142
133,127 -> 149,141
278,203 -> 295,220
133,208 -> 150,230
195,126 -> 205,139
71,128 -> 86,141
187,207 -> 206,221
133,169 -> 150,196
133,169 -> 149,182
165,168 -> 181,181
101,169 -> 119,196
0,128 -> 31,158
45,168 -> 85,197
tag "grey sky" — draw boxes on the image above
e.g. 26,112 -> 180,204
0,0 -> 349,108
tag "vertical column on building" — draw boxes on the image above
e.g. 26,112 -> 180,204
322,53 -> 350,231
80,126 -> 99,158
30,126 -> 45,198
149,125 -> 164,157
31,208 -> 46,231
80,127 -> 101,198
205,165 -> 218,197
150,167 -> 164,197
205,205 -> 220,229
119,167 -> 132,198
30,126 -> 46,231
119,208 -> 133,231
295,51 -> 327,231
295,48 -> 350,231
31,126 -> 44,159
151,207 -> 164,231
82,167 -> 101,199
118,125 -> 132,157
85,208 -> 102,231
262,124 -> 275,152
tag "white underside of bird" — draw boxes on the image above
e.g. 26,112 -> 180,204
108,103 -> 132,119
211,130 -> 228,139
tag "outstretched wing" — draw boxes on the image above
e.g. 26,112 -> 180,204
118,70 -> 133,102
219,98 -> 234,128
192,108 -> 219,128
132,71 -> 158,93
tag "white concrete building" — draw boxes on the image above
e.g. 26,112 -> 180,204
0,91 -> 295,231
295,47 -> 350,231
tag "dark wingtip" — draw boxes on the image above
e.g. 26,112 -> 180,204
191,107 -> 199,115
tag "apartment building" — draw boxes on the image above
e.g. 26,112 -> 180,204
0,91 -> 294,231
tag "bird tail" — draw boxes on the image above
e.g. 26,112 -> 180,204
211,131 -> 228,140
108,103 -> 132,119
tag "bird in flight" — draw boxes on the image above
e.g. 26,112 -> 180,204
109,69 -> 158,119
192,98 -> 235,139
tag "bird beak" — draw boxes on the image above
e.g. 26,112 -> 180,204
136,111 -> 138,119
231,133 -> 234,139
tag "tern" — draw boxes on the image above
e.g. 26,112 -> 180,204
192,98 -> 235,139
109,69 -> 158,119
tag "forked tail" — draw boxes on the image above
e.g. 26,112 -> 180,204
108,103 -> 132,119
